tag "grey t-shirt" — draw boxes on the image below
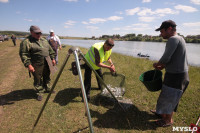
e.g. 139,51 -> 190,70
159,35 -> 188,73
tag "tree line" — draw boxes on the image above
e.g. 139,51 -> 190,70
1,31 -> 200,43
91,33 -> 200,44
0,31 -> 48,37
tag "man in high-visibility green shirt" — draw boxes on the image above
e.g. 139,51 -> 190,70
84,38 -> 115,101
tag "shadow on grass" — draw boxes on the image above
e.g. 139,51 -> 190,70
53,88 -> 159,131
90,95 -> 159,131
53,88 -> 81,106
0,89 -> 37,105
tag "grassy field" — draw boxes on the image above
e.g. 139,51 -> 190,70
0,40 -> 199,133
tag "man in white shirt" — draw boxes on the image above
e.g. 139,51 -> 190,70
47,29 -> 62,64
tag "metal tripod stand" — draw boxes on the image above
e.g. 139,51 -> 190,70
31,46 -> 126,133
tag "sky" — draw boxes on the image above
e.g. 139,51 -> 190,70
0,0 -> 200,37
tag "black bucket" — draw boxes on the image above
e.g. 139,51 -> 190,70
139,70 -> 162,92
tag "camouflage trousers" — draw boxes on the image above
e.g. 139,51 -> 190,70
31,59 -> 51,93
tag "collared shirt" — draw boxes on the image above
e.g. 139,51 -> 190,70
19,35 -> 55,67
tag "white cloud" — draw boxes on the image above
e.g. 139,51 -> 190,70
82,21 -> 89,25
0,0 -> 8,3
85,0 -> 89,2
24,19 -> 33,22
116,11 -> 123,15
125,7 -> 140,15
132,23 -> 151,31
86,26 -> 99,30
107,16 -> 123,21
64,20 -> 76,28
137,8 -> 154,16
183,22 -> 200,27
122,26 -> 133,31
139,17 -> 155,22
114,23 -> 151,32
63,0 -> 78,2
89,18 -> 107,24
154,8 -> 179,16
64,26 -> 70,28
142,0 -> 151,3
190,0 -> 200,5
174,5 -> 198,12
85,16 -> 123,25
127,7 -> 178,17
65,20 -> 76,25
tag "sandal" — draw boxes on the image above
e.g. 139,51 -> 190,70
150,110 -> 162,118
156,119 -> 173,127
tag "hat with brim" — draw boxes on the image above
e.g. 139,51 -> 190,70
30,25 -> 42,33
155,20 -> 177,31
49,29 -> 54,33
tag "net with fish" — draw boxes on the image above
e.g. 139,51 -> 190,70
100,72 -> 125,98
100,72 -> 133,110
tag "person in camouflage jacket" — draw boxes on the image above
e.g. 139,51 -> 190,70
19,25 -> 56,101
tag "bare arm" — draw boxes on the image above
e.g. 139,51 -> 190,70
94,48 -> 115,72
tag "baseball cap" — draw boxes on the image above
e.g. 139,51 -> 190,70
30,25 -> 42,33
155,20 -> 177,31
49,29 -> 54,33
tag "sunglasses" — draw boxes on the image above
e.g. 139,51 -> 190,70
107,43 -> 114,47
35,32 -> 42,35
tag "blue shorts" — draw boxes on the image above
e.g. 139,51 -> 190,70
156,85 -> 183,114
156,72 -> 189,114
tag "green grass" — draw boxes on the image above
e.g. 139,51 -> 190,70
0,40 -> 199,133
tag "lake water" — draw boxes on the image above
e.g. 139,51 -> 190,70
61,39 -> 200,67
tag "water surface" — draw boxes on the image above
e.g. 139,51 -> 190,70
61,39 -> 200,67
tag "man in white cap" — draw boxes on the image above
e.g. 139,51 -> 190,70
47,29 -> 62,64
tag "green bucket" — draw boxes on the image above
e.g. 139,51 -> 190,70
139,70 -> 162,92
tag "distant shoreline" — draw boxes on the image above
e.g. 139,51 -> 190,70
1,30 -> 200,44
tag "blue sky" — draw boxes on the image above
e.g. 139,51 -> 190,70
0,0 -> 200,37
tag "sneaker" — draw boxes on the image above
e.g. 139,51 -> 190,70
35,85 -> 44,92
43,83 -> 55,93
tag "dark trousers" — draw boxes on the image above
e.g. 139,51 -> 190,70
32,59 -> 50,88
12,40 -> 16,46
84,64 -> 102,97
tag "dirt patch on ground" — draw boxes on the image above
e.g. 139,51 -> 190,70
0,45 -> 24,115
0,46 -> 23,93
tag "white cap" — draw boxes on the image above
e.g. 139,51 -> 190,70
49,29 -> 54,33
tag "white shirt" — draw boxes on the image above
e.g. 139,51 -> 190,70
47,35 -> 61,46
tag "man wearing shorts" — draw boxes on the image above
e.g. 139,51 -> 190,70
152,20 -> 189,127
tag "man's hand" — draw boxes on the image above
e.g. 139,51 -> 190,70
52,59 -> 56,66
153,62 -> 165,70
28,64 -> 35,72
109,64 -> 115,72
59,46 -> 62,50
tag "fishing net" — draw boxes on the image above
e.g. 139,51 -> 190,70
100,72 -> 125,98
100,72 -> 133,110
